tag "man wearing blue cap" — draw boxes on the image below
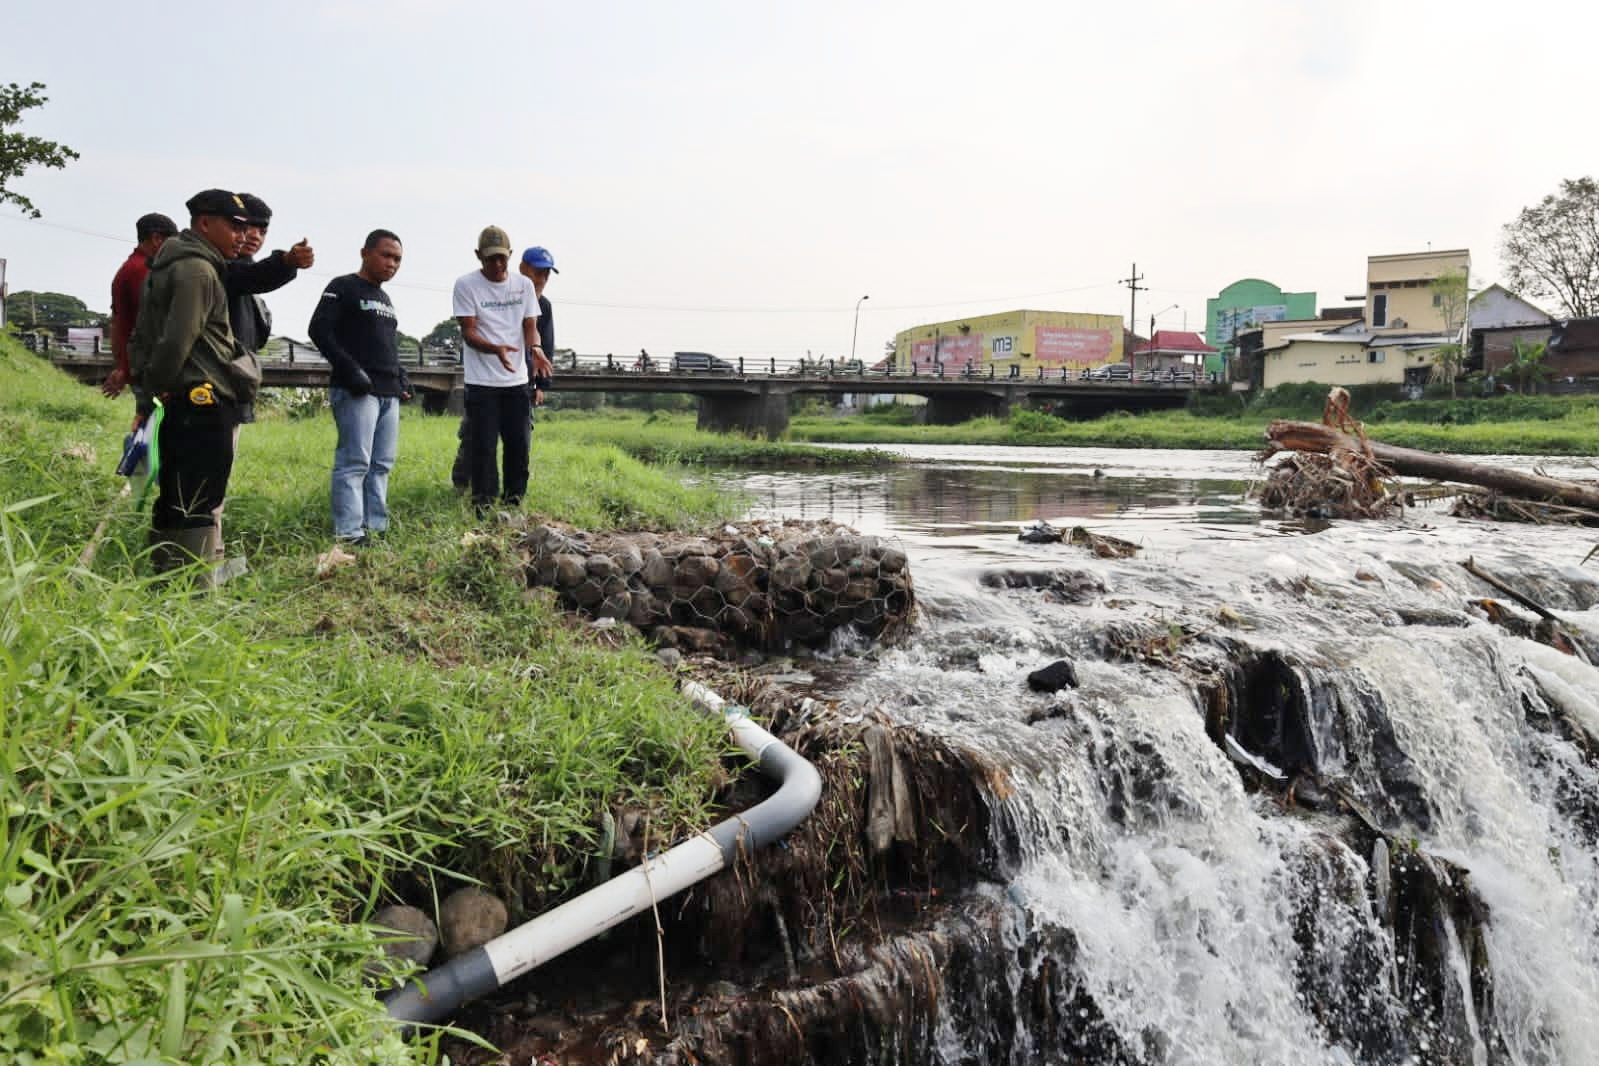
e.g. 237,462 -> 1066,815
451,244 -> 558,492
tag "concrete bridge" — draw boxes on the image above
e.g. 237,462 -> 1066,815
48,351 -> 1210,438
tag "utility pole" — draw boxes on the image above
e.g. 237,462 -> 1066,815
1119,263 -> 1146,348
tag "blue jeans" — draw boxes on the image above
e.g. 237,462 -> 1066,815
330,388 -> 399,539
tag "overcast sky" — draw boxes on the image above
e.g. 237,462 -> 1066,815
2,0 -> 1593,362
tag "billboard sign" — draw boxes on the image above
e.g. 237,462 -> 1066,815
911,334 -> 983,372
1034,326 -> 1113,366
1214,304 -> 1288,344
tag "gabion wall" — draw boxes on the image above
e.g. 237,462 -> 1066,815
521,520 -> 914,655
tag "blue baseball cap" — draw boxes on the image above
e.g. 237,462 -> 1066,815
521,246 -> 558,272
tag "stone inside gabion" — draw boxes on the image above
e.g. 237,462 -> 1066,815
521,520 -> 914,656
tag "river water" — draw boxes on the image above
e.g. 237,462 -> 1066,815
709,445 -> 1599,1066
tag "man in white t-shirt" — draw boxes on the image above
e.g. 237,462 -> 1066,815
451,225 -> 552,509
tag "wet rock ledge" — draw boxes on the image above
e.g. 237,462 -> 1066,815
521,520 -> 914,657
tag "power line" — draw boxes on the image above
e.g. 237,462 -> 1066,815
1,212 -> 1130,316
1119,262 -> 1146,336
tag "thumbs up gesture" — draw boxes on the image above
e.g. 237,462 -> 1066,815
286,238 -> 315,269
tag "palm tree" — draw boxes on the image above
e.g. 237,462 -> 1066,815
1506,337 -> 1549,395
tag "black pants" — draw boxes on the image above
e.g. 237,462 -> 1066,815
154,395 -> 241,530
463,384 -> 531,508
452,397 -> 536,489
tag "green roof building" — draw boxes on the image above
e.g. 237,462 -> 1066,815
1206,279 -> 1317,365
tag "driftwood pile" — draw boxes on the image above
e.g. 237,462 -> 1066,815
1260,389 -> 1597,658
1259,387 -> 1599,526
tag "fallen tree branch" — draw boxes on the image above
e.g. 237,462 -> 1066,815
1461,557 -> 1560,622
1266,421 -> 1599,511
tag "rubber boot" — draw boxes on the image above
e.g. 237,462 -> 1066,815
147,527 -> 196,575
208,522 -> 249,585
174,526 -> 219,589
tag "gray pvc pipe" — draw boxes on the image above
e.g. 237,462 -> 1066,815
384,682 -> 823,1030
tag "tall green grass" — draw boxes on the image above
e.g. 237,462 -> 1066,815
784,392 -> 1599,454
538,408 -> 895,466
0,337 -> 737,1063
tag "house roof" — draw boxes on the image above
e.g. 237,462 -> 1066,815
1469,283 -> 1552,326
1266,327 -> 1455,352
1552,317 -> 1599,352
1129,330 -> 1217,356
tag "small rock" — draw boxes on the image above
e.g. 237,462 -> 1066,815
371,904 -> 438,969
640,549 -> 673,591
655,647 -> 683,667
552,553 -> 586,587
616,543 -> 644,575
1027,659 -> 1079,693
1025,701 -> 1071,724
673,626 -> 723,652
597,591 -> 632,619
439,887 -> 509,959
1018,521 -> 1063,544
674,553 -> 720,586
771,554 -> 812,591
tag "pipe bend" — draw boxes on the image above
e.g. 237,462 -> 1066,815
385,679 -> 821,1029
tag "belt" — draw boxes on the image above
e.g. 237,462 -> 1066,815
163,382 -> 234,408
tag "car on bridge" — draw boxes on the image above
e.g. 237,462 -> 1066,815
1084,363 -> 1132,381
671,351 -> 736,373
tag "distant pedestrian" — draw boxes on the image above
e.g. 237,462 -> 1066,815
451,226 -> 549,510
451,244 -> 558,490
102,212 -> 178,404
308,229 -> 407,545
128,189 -> 259,578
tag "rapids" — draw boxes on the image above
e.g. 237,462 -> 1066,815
720,445 -> 1599,1065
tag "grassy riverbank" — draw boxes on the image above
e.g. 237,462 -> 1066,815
539,407 -> 896,465
783,387 -> 1599,455
0,337 -> 742,1064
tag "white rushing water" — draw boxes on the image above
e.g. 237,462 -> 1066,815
723,447 -> 1599,1065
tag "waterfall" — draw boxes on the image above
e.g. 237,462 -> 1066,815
843,514 -> 1599,1065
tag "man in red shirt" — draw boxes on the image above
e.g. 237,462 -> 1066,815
102,212 -> 179,402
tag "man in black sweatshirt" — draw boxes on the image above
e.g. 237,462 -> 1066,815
307,229 -> 408,545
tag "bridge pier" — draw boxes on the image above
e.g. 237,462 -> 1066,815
697,391 -> 789,439
925,392 -> 1009,425
417,386 -> 460,416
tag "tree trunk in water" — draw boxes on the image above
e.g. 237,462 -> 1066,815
1265,420 -> 1599,511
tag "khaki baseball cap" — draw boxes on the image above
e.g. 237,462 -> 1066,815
477,225 -> 512,257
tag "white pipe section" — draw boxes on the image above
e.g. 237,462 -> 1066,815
492,834 -> 727,982
384,682 -> 823,1029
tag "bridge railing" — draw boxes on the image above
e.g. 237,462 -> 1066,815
36,331 -> 1216,388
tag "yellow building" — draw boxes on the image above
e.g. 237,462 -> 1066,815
1362,249 -> 1470,333
892,309 -> 1125,376
1262,249 -> 1469,390
1262,327 -> 1445,389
